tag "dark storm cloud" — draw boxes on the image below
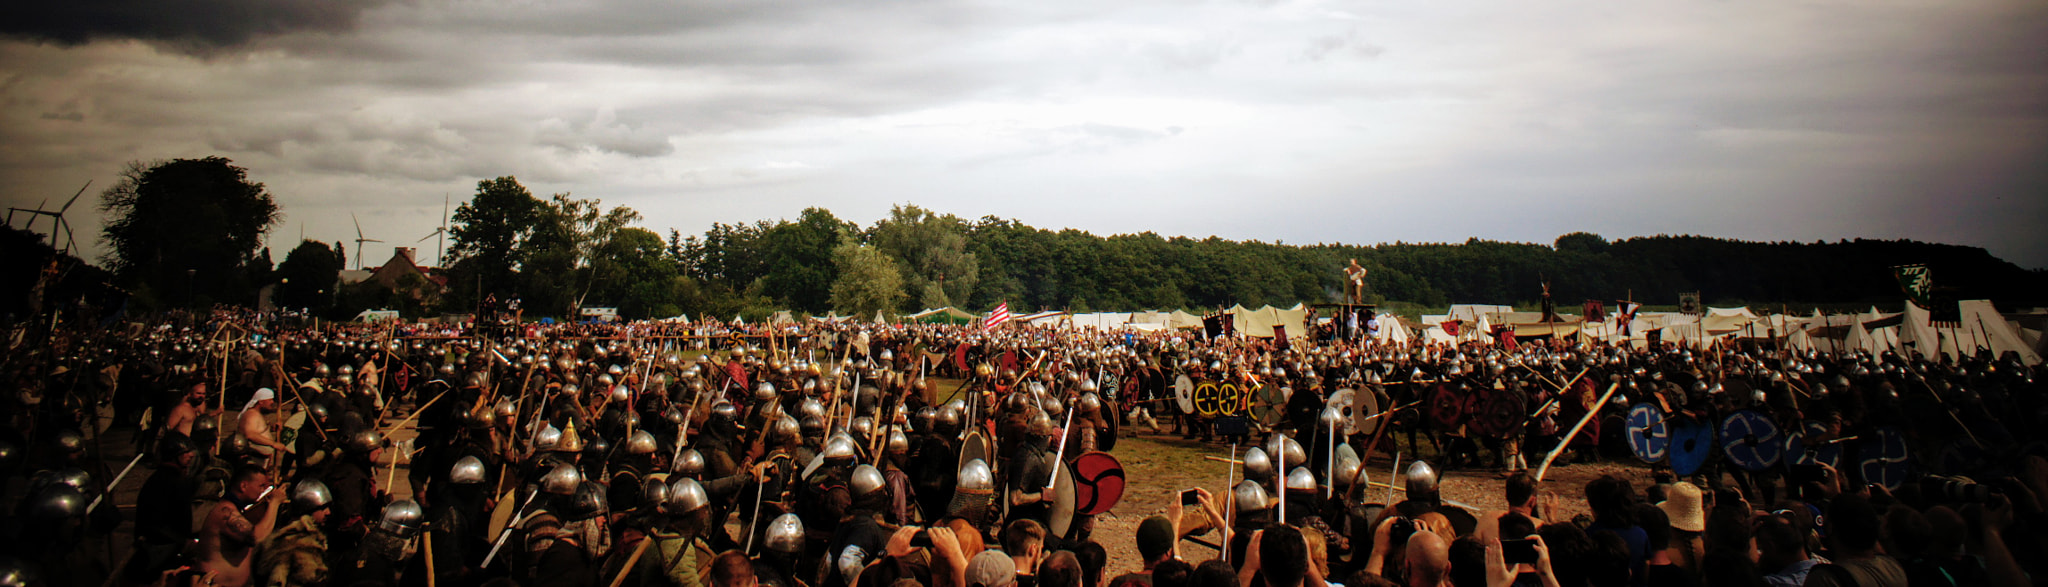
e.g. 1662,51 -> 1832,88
0,0 -> 389,53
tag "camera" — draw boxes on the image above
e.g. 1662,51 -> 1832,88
1920,475 -> 1996,503
1501,539 -> 1538,566
1181,489 -> 1202,506
1389,517 -> 1417,543
910,529 -> 933,548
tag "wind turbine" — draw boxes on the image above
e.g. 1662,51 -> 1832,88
416,193 -> 450,267
352,212 -> 383,270
6,181 -> 89,254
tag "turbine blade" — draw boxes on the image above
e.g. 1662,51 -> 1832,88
57,180 -> 90,214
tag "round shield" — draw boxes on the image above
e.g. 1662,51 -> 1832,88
1625,403 -> 1670,463
1474,388 -> 1527,439
486,487 -> 517,538
1785,420 -> 1843,470
1351,387 -> 1384,437
1718,410 -> 1783,472
1047,460 -> 1079,538
281,409 -> 307,453
958,430 -> 993,475
1857,426 -> 1910,490
1192,383 -> 1222,417
1252,383 -> 1286,427
1668,417 -> 1714,477
1070,451 -> 1126,516
1174,375 -> 1196,414
1427,384 -> 1465,430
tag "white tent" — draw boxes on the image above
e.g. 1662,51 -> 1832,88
1372,313 -> 1413,343
1898,300 -> 2042,364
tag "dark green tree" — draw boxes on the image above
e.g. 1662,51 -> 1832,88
445,176 -> 543,309
272,240 -> 344,313
759,208 -> 852,313
98,157 -> 281,308
869,204 -> 978,310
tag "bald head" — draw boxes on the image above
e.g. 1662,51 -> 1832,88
1404,531 -> 1451,587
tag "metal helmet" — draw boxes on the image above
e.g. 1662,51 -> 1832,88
666,477 -> 709,514
379,499 -> 425,534
536,424 -> 564,450
886,429 -> 910,453
625,430 -> 658,455
1242,446 -> 1275,480
54,429 -> 85,454
957,458 -> 994,491
344,430 -> 385,455
849,416 -> 875,440
710,401 -> 739,422
1233,480 -> 1272,513
822,434 -> 859,462
1079,378 -> 1100,393
771,417 -> 802,445
292,479 -> 334,511
765,513 -> 807,553
450,456 -> 486,485
541,463 -> 583,495
596,374 -> 616,390
561,481 -> 609,521
610,385 -> 631,403
1285,467 -> 1319,493
754,382 -> 778,402
0,555 -> 33,587
799,398 -> 827,421
1404,460 -> 1440,496
24,484 -> 85,523
935,404 -> 963,429
52,468 -> 93,494
851,464 -> 887,498
913,407 -> 938,432
1334,451 -> 1363,488
674,449 -> 707,477
1078,393 -> 1102,413
642,476 -> 670,508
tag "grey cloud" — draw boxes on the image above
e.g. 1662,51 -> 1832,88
1302,30 -> 1384,62
0,0 -> 389,53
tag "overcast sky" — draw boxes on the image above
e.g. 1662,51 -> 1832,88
3,0 -> 2045,271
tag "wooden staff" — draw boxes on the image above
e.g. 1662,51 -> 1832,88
608,537 -> 655,587
1534,382 -> 1624,482
424,529 -> 438,587
382,389 -> 451,435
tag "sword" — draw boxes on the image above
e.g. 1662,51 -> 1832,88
481,491 -> 543,568
87,453 -> 147,513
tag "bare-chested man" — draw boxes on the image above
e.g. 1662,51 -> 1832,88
196,467 -> 286,587
164,379 -> 209,440
1344,258 -> 1369,304
239,388 -> 291,457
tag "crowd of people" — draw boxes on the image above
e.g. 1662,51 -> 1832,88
0,306 -> 2042,587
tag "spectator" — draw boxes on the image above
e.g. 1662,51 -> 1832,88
1153,560 -> 1195,587
1582,476 -> 1646,584
1655,482 -> 1706,572
1753,514 -> 1823,587
1076,541 -> 1109,587
1402,531 -> 1451,587
1804,494 -> 1907,587
1635,506 -> 1703,587
1005,520 -> 1049,587
1109,516 -> 1179,587
1044,551 -> 1085,587
1191,560 -> 1238,587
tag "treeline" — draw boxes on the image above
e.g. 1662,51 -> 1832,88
64,158 -> 2048,321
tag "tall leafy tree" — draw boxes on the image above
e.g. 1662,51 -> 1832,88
520,193 -> 641,316
446,176 -> 543,307
589,227 -> 680,319
869,204 -> 978,310
830,237 -> 906,318
273,240 -> 344,313
98,157 -> 281,307
760,208 -> 852,313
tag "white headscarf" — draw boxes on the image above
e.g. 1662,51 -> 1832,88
242,387 -> 276,412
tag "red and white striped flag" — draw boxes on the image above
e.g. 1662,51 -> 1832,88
983,302 -> 1010,332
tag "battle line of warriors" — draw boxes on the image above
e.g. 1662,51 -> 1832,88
1,305 -> 2043,587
